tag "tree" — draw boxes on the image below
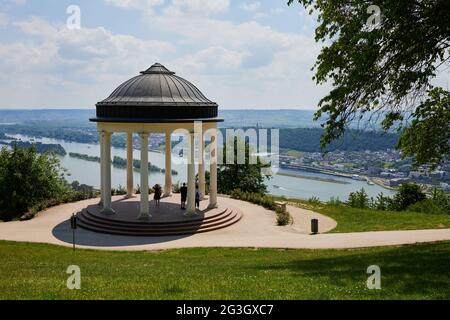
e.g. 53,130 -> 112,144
392,183 -> 426,211
347,188 -> 369,208
0,145 -> 69,221
217,138 -> 269,195
288,0 -> 450,167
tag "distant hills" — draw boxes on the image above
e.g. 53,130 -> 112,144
0,108 -> 381,130
0,109 -> 397,152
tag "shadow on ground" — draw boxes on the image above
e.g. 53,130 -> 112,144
52,218 -> 194,247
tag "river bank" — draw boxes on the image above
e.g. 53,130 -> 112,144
277,170 -> 350,185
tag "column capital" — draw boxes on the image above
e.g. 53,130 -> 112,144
100,130 -> 113,137
138,132 -> 150,138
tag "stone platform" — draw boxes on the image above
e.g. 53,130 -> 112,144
76,194 -> 242,236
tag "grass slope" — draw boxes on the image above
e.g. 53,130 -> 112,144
0,240 -> 449,300
287,200 -> 450,233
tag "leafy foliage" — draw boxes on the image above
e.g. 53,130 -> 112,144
391,183 -> 427,211
0,146 -> 68,220
230,189 -> 292,226
217,138 -> 269,195
347,188 -> 370,209
395,88 -> 450,167
288,0 -> 450,166
0,146 -> 98,221
345,183 -> 448,214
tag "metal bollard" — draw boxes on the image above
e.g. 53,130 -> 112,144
70,213 -> 78,251
311,219 -> 319,235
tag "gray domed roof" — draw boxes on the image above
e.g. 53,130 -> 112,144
98,63 -> 217,107
92,63 -> 222,123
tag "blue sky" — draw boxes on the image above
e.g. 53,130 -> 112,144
0,0 -> 332,109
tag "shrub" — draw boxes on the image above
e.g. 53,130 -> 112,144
111,185 -> 127,196
307,196 -> 321,205
0,145 -> 69,221
327,197 -> 342,206
347,188 -> 369,209
390,183 -> 426,211
230,189 -> 292,225
172,181 -> 181,194
372,192 -> 391,211
407,199 -> 447,215
276,207 -> 292,226
430,188 -> 450,213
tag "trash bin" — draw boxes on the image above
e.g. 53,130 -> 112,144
311,219 -> 319,234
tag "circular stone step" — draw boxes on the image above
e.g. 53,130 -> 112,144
75,195 -> 243,237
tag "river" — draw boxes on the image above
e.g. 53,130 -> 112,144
7,134 -> 395,201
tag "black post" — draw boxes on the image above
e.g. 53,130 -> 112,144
311,219 -> 319,235
70,213 -> 78,251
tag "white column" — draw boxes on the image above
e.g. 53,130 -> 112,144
99,131 -> 104,206
102,131 -> 114,214
164,130 -> 172,196
198,131 -> 206,200
208,128 -> 218,209
187,132 -> 196,215
126,133 -> 134,198
138,133 -> 151,220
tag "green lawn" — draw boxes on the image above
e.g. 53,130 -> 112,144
286,199 -> 450,233
0,240 -> 449,299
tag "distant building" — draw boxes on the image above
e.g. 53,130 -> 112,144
409,171 -> 422,178
389,178 -> 409,187
367,166 -> 382,175
430,171 -> 445,179
380,172 -> 393,178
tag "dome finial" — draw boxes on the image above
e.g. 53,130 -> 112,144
141,63 -> 175,75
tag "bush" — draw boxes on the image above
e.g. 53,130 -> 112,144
407,199 -> 447,215
0,145 -> 70,221
276,207 -> 292,226
347,188 -> 369,209
430,188 -> 450,213
372,192 -> 390,211
391,183 -> 426,211
172,181 -> 181,194
111,185 -> 127,196
307,196 -> 321,205
231,189 -> 292,225
327,197 -> 342,206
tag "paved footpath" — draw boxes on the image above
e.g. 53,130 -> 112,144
0,196 -> 449,251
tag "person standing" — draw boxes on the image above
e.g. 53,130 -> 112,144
180,182 -> 187,210
153,184 -> 162,207
195,185 -> 201,210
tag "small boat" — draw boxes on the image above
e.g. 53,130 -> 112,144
273,185 -> 281,189
367,180 -> 375,185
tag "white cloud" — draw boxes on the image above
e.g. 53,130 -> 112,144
168,0 -> 230,15
0,16 -> 175,107
1,1 -> 327,109
113,0 -> 324,108
239,1 -> 261,12
103,0 -> 164,9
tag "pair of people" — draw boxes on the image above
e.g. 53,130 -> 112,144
180,183 -> 202,210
